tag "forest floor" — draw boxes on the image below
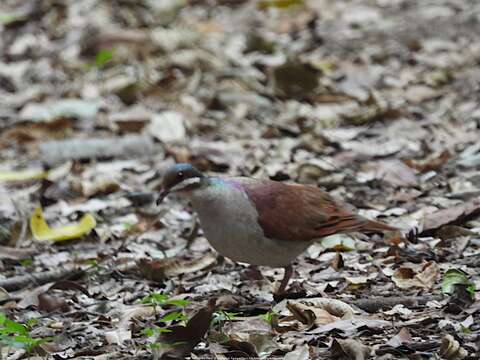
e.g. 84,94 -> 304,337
0,0 -> 479,359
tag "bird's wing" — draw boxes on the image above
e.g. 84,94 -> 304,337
231,177 -> 396,242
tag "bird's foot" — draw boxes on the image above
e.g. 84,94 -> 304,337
273,289 -> 307,302
272,265 -> 306,302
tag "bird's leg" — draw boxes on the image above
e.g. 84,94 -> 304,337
276,264 -> 293,295
184,215 -> 200,249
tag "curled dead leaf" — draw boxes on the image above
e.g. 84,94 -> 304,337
361,159 -> 418,188
286,301 -> 322,329
0,118 -> 73,150
38,292 -> 69,313
275,297 -> 354,318
386,327 -> 412,348
154,299 -> 216,360
392,262 -> 440,289
274,298 -> 355,331
272,60 -> 319,99
330,338 -> 371,360
30,206 -> 96,242
284,344 -> 310,360
439,334 -> 467,359
421,199 -> 480,234
105,329 -> 132,346
137,253 -> 217,281
404,150 -> 451,173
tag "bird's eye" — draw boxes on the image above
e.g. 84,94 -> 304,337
177,171 -> 184,178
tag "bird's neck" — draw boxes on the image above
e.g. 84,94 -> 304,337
188,176 -> 239,206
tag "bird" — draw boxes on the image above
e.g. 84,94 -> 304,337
157,163 -> 397,296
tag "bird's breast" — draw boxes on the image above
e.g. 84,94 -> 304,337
189,184 -> 311,267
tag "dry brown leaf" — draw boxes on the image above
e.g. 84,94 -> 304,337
392,262 -> 440,289
361,159 -> 418,187
154,299 -> 216,360
275,298 -> 355,319
17,283 -> 54,308
38,292 -> 70,313
147,111 -> 186,143
274,298 -> 355,331
284,344 -> 310,360
118,305 -> 156,330
386,327 -> 412,348
210,339 -> 258,358
0,118 -> 73,149
137,252 -> 217,281
311,318 -> 391,335
286,301 -> 326,329
405,85 -> 438,103
438,334 -> 468,359
104,330 -> 132,346
404,149 -> 451,173
0,245 -> 37,260
422,199 -> 480,234
330,338 -> 371,360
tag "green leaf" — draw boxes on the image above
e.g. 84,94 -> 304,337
19,258 -> 33,267
0,12 -> 27,25
467,283 -> 476,295
165,299 -> 190,307
260,311 -> 278,327
461,325 -> 472,334
142,327 -> 172,337
140,293 -> 169,304
154,328 -> 172,333
142,328 -> 155,337
3,319 -> 28,336
213,310 -> 239,324
0,316 -> 52,352
442,269 -> 474,295
95,49 -> 115,68
26,318 -> 38,329
159,311 -> 188,323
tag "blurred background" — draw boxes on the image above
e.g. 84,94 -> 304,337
1,0 -> 480,358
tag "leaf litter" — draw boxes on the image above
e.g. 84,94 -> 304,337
0,0 -> 480,359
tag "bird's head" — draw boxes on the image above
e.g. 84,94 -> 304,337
156,163 -> 205,205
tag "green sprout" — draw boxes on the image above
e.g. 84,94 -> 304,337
94,49 -> 115,68
0,313 -> 52,355
260,311 -> 278,328
139,293 -> 190,311
212,310 -> 239,325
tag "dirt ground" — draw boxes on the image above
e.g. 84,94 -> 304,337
0,0 -> 479,359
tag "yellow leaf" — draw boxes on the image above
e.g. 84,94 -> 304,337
30,207 -> 96,242
258,0 -> 304,10
0,169 -> 48,182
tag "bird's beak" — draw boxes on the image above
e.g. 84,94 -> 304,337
156,188 -> 170,205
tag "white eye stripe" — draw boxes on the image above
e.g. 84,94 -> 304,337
171,177 -> 201,192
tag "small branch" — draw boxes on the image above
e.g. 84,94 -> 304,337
0,268 -> 83,292
351,295 -> 442,313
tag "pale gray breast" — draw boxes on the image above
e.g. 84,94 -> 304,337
188,182 -> 312,267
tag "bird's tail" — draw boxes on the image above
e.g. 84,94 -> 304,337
315,216 -> 398,237
360,218 -> 398,233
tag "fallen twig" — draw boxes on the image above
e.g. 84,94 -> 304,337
351,295 -> 443,313
0,268 -> 83,292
